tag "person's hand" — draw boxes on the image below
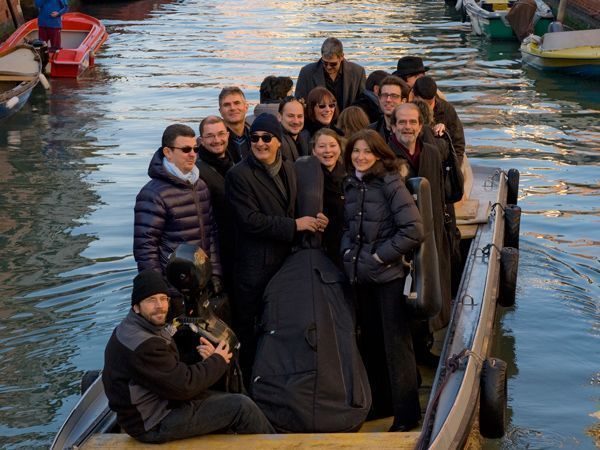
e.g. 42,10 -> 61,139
210,275 -> 223,295
213,340 -> 232,364
196,337 -> 215,360
433,123 -> 446,136
295,216 -> 319,232
316,212 -> 329,232
50,11 -> 59,17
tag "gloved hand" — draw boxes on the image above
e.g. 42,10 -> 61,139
211,275 -> 224,295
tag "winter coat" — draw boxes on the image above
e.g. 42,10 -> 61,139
341,162 -> 423,285
434,98 -> 465,165
280,130 -> 311,162
35,0 -> 68,28
226,124 -> 251,163
246,103 -> 280,126
296,59 -> 366,110
103,310 -> 228,438
322,161 -> 346,268
352,89 -> 382,123
133,148 -> 221,276
388,135 -> 452,331
368,117 -> 392,144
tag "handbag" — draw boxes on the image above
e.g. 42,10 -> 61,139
441,131 -> 464,203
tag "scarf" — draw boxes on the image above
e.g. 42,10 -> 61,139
258,151 -> 288,202
163,157 -> 199,185
197,146 -> 234,178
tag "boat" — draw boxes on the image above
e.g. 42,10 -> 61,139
51,163 -> 521,450
0,45 -> 43,120
0,12 -> 108,78
460,0 -> 554,40
520,29 -> 600,76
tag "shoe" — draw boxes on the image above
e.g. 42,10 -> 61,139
388,421 -> 419,432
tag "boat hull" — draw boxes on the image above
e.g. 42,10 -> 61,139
0,13 -> 108,78
0,45 -> 41,120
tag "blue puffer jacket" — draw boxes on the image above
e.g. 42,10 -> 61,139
133,148 -> 221,276
35,0 -> 68,28
341,162 -> 423,285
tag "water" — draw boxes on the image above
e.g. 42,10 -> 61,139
0,0 -> 598,448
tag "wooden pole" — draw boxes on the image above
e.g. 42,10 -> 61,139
556,0 -> 567,23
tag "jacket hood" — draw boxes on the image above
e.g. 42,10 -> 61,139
147,148 -> 192,188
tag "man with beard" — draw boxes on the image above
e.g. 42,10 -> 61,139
277,96 -> 310,161
225,113 -> 328,381
388,103 -> 452,363
218,87 -> 251,163
369,76 -> 410,143
197,116 -> 236,295
102,270 -> 274,444
295,37 -> 366,111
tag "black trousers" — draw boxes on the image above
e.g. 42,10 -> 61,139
356,277 -> 421,426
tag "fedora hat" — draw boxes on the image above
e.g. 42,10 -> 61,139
392,56 -> 429,77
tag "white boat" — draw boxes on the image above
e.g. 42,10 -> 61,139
0,45 -> 43,120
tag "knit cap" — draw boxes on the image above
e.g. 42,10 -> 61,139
131,269 -> 169,306
250,113 -> 283,142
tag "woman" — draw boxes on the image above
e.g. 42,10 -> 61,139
336,105 -> 370,138
311,128 -> 346,267
304,87 -> 344,138
341,129 -> 424,431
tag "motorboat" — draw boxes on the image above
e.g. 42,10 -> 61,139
0,12 -> 108,78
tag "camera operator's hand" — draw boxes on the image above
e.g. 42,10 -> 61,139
197,337 -> 215,360
214,340 -> 232,364
210,275 -> 223,295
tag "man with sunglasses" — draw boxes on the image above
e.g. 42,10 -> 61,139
295,37 -> 366,111
134,124 -> 222,314
226,113 -> 328,384
369,76 -> 411,143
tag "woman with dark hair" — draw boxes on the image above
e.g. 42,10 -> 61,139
311,128 -> 346,267
304,87 -> 344,137
341,129 -> 423,432
336,105 -> 370,138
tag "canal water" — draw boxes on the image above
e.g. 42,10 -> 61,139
0,0 -> 598,448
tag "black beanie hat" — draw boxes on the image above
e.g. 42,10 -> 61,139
413,76 -> 437,101
250,113 -> 283,142
131,269 -> 169,306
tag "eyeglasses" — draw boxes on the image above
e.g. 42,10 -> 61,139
170,146 -> 200,153
317,102 -> 337,110
203,131 -> 228,141
250,133 -> 274,143
321,59 -> 341,68
379,93 -> 402,100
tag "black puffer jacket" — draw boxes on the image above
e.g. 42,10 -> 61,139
341,162 -> 423,284
134,148 -> 221,276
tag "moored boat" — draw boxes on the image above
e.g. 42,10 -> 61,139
0,12 -> 108,78
520,29 -> 600,75
461,0 -> 553,40
0,45 -> 43,120
51,163 -> 521,450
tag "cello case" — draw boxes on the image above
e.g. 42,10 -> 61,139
250,156 -> 371,432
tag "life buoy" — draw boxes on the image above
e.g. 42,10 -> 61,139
405,177 -> 442,319
499,247 -> 519,307
479,357 -> 507,439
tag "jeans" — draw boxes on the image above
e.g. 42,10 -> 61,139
136,390 -> 275,443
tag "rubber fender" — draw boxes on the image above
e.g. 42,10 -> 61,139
504,205 -> 521,249
479,357 -> 507,439
406,177 -> 442,318
506,169 -> 519,205
81,370 -> 101,395
499,247 -> 519,307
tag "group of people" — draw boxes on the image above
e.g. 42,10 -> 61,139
102,37 -> 466,443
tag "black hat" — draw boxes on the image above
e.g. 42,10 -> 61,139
413,76 -> 437,101
393,56 -> 429,78
131,269 -> 169,306
250,113 -> 283,142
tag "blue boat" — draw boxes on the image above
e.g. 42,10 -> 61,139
0,45 -> 42,120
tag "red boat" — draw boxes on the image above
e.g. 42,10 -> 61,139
0,12 -> 108,78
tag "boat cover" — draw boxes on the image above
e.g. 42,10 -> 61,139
542,29 -> 600,51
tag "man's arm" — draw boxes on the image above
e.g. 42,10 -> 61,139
133,188 -> 167,272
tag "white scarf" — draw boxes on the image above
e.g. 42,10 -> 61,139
163,157 -> 199,185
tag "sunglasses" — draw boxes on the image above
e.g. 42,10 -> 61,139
250,133 -> 274,143
321,59 -> 340,68
317,102 -> 337,110
171,146 -> 200,153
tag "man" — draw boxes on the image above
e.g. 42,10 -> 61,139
225,113 -> 328,380
277,96 -> 310,161
369,76 -> 410,143
393,56 -> 429,89
412,76 -> 465,164
133,124 -> 221,312
352,70 -> 390,123
35,0 -> 68,51
295,37 -> 366,111
197,116 -> 235,294
102,270 -> 274,443
218,87 -> 251,163
388,103 -> 452,351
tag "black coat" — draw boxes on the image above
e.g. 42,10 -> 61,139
133,148 -> 221,276
280,130 -> 311,162
434,98 -> 465,164
226,124 -> 251,163
388,135 -> 452,331
368,117 -> 391,144
352,89 -> 382,123
296,59 -> 366,111
341,162 -> 423,285
322,161 -> 346,268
